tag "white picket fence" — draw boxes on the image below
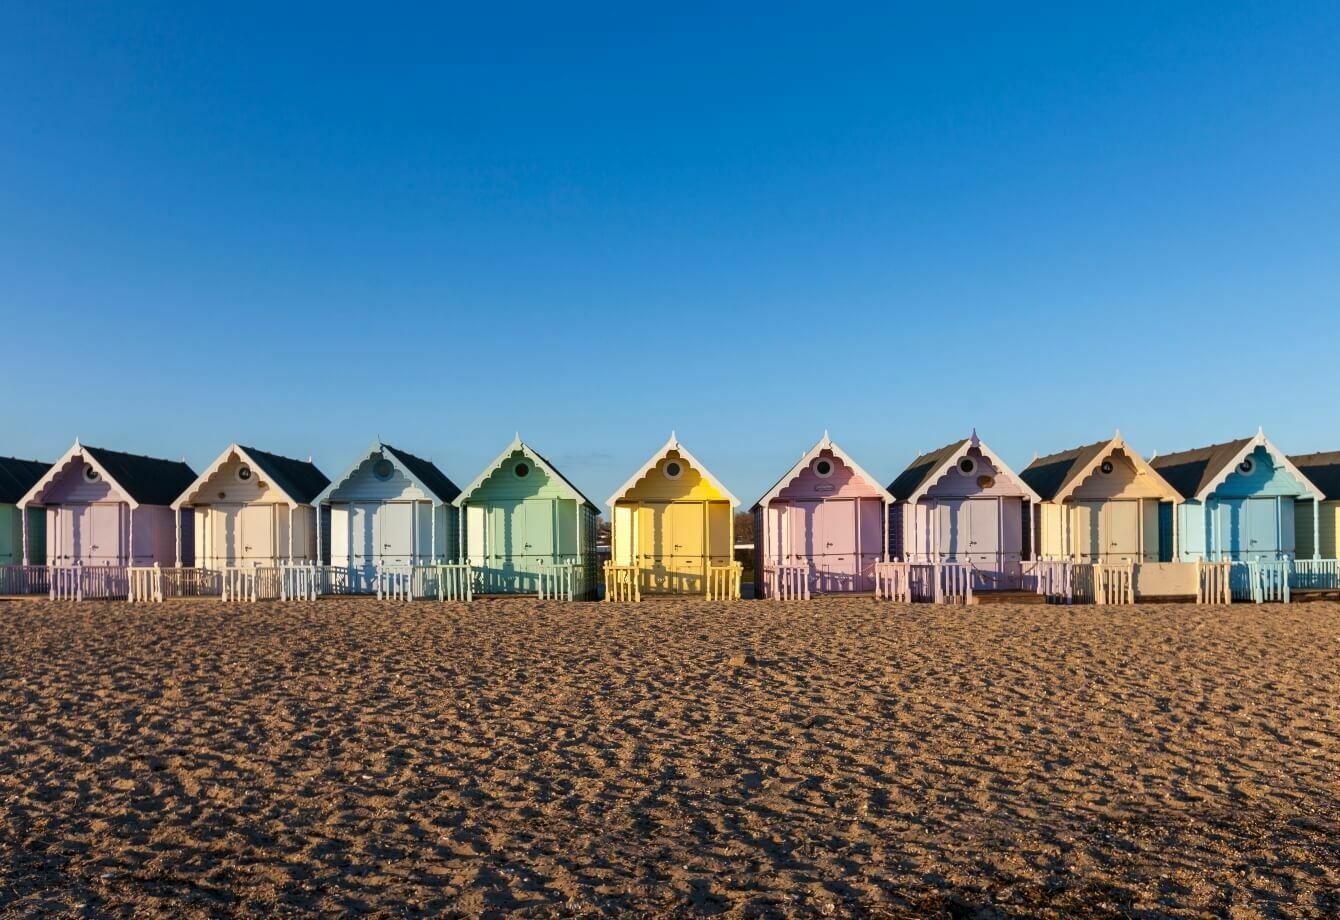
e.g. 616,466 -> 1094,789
1229,559 -> 1290,604
536,560 -> 585,601
603,563 -> 641,602
706,562 -> 743,601
1022,559 -> 1076,603
127,565 -> 163,603
1093,561 -> 1135,605
1290,558 -> 1339,591
220,567 -> 258,603
762,564 -> 810,601
873,562 -> 973,605
0,565 -> 49,596
1196,560 -> 1232,604
48,564 -> 128,601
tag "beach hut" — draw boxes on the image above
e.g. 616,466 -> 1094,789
887,431 -> 1039,591
313,441 -> 460,592
18,440 -> 196,568
1021,432 -> 1181,562
606,433 -> 740,599
0,456 -> 49,567
751,434 -> 893,598
453,436 -> 599,597
1150,429 -> 1322,562
172,445 -> 329,568
1291,451 -> 1340,560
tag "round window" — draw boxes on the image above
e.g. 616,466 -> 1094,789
514,462 -> 530,478
83,464 -> 100,483
813,458 -> 834,478
957,457 -> 976,476
373,458 -> 395,481
1238,457 -> 1256,475
664,460 -> 683,480
1099,460 -> 1114,476
237,465 -> 253,482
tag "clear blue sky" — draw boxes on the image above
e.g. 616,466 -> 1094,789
2,2 -> 1337,505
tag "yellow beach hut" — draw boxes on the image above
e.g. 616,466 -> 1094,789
605,433 -> 741,601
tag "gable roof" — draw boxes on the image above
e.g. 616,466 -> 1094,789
0,456 -> 51,505
453,435 -> 597,509
1021,433 -> 1180,503
172,444 -> 330,508
20,440 -> 196,508
1289,450 -> 1340,502
607,433 -> 740,507
1150,429 -> 1322,501
752,433 -> 894,510
887,432 -> 1040,503
312,441 -> 460,506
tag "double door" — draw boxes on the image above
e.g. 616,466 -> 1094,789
484,500 -> 557,591
934,499 -> 1022,569
349,501 -> 415,574
1070,500 -> 1141,562
638,501 -> 730,593
788,500 -> 882,592
1216,497 -> 1290,559
56,503 -> 123,564
209,504 -> 275,566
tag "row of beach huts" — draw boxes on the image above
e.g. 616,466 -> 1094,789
1,429 -> 1338,605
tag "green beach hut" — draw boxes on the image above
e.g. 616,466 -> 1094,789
453,436 -> 599,599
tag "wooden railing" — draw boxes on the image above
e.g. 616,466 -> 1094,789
1023,559 -> 1075,603
49,564 -> 128,601
279,562 -> 319,601
435,564 -> 474,602
706,562 -> 743,600
1094,561 -> 1134,605
603,563 -> 641,602
536,560 -> 582,602
1196,560 -> 1232,604
376,564 -> 414,601
221,567 -> 258,603
128,565 -> 164,603
0,565 -> 49,596
873,561 -> 972,605
1228,559 -> 1290,604
1290,558 -> 1339,590
762,564 -> 810,601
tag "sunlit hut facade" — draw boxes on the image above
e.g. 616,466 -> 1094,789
0,456 -> 50,569
887,431 -> 1039,591
607,434 -> 738,596
1150,429 -> 1322,562
453,435 -> 599,597
1021,432 -> 1181,562
1290,450 -> 1340,560
752,434 -> 893,596
172,444 -> 329,568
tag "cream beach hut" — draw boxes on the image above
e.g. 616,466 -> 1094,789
172,445 -> 329,568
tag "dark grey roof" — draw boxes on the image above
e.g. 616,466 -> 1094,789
383,444 -> 460,503
240,446 -> 330,504
1021,440 -> 1112,502
0,456 -> 50,505
887,441 -> 966,500
84,445 -> 197,506
1290,451 -> 1340,502
1149,438 -> 1252,500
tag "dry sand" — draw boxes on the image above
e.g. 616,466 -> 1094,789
0,598 -> 1336,918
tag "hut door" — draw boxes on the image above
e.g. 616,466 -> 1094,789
1245,498 -> 1279,558
240,505 -> 274,563
350,502 -> 377,576
522,500 -> 555,562
1073,502 -> 1102,561
667,502 -> 705,589
87,503 -> 123,564
377,502 -> 414,566
1103,502 -> 1140,561
934,501 -> 966,559
59,505 -> 88,563
815,500 -> 858,592
856,500 -> 883,591
212,505 -> 243,567
965,500 -> 999,567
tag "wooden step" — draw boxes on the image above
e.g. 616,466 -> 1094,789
970,590 -> 1047,606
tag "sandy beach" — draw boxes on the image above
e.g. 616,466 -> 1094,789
0,598 -> 1335,918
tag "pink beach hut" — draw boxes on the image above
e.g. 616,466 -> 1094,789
752,434 -> 893,599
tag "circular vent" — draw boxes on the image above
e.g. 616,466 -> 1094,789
814,458 -> 834,478
958,457 -> 977,476
514,462 -> 530,478
1099,459 -> 1114,476
664,460 -> 683,480
83,464 -> 100,483
237,465 -> 253,482
1238,457 -> 1256,476
373,458 -> 395,481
